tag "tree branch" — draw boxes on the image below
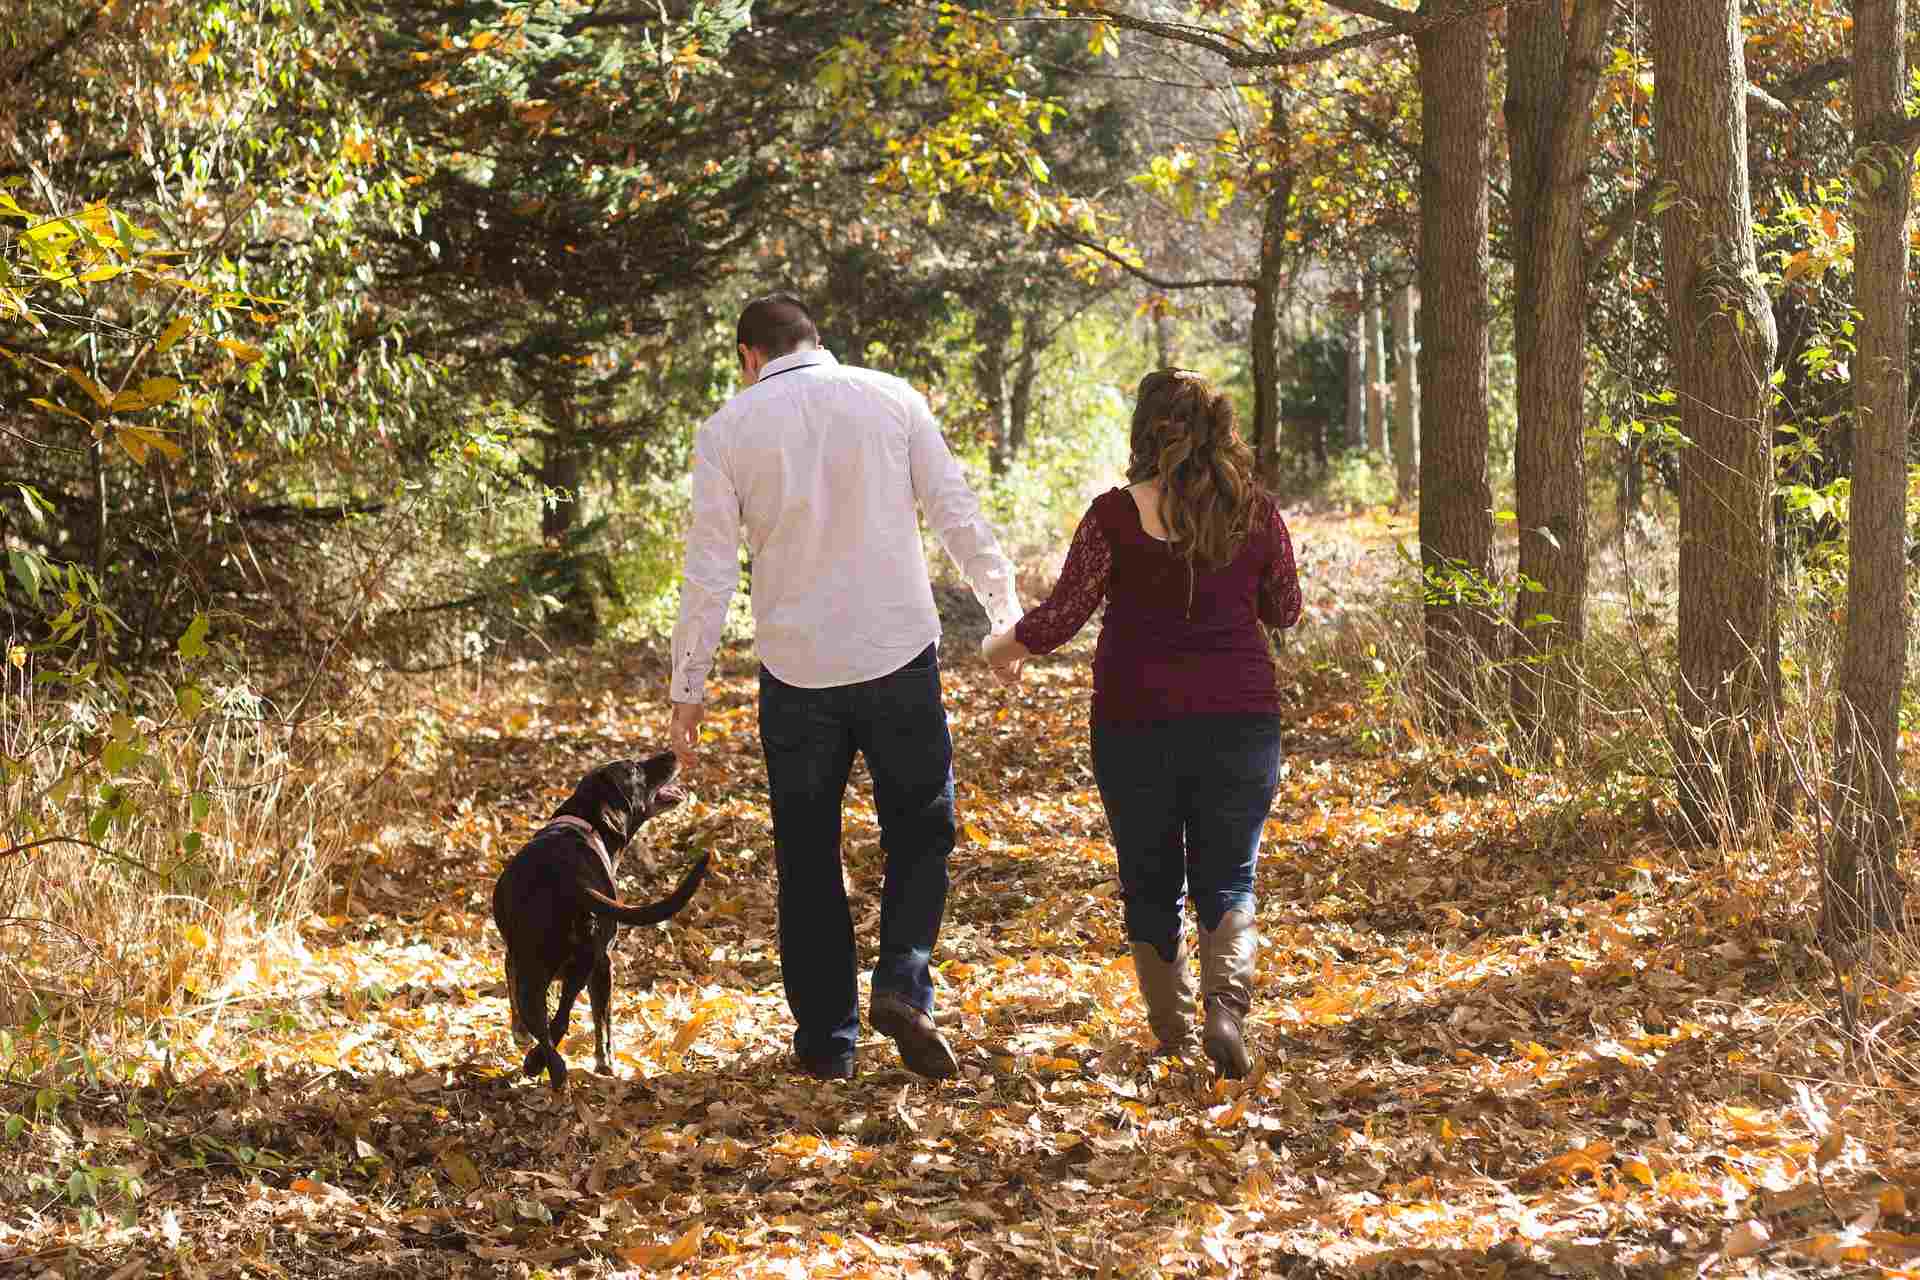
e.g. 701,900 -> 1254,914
1050,228 -> 1255,292
1043,6 -> 1415,69
1320,0 -> 1419,29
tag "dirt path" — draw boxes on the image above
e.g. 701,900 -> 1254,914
4,511 -> 1912,1279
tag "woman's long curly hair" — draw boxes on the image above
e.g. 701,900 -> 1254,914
1125,368 -> 1257,571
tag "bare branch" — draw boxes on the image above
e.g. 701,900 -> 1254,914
1050,229 -> 1255,292
1320,0 -> 1419,29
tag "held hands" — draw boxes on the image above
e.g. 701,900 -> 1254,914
979,630 -> 1027,688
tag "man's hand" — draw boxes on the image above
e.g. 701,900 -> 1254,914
670,701 -> 705,769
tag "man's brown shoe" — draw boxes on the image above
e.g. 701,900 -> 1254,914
869,992 -> 959,1079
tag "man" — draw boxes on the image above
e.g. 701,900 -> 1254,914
668,294 -> 1021,1081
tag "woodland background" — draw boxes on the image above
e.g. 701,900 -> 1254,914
7,0 -> 1920,1276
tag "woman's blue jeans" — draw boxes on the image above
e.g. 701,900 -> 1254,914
758,644 -> 955,1068
1091,714 -> 1282,963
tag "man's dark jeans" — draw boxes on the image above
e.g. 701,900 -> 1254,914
759,643 -> 955,1068
1091,714 -> 1282,962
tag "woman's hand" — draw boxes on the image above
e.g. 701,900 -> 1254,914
980,631 -> 1029,687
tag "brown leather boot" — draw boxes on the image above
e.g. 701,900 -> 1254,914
1198,910 -> 1257,1079
1130,937 -> 1196,1053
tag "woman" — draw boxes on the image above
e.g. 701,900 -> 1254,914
981,369 -> 1301,1078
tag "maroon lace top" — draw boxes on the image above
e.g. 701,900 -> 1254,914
1013,487 -> 1301,724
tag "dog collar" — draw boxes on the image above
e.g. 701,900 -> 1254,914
541,815 -> 616,884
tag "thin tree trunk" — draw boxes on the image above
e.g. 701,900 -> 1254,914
1651,0 -> 1780,834
539,394 -> 598,646
1391,281 -> 1418,507
1009,311 -> 1040,460
1153,305 -> 1176,370
1825,0 -> 1911,945
1364,275 -> 1387,453
975,303 -> 1013,476
1504,0 -> 1610,758
1250,166 -> 1294,486
1345,271 -> 1365,451
1416,0 -> 1495,725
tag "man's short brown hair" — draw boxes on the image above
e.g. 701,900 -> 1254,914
737,294 -> 819,358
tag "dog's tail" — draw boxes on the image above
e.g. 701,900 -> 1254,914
581,853 -> 710,926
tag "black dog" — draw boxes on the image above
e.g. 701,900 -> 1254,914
491,752 -> 708,1089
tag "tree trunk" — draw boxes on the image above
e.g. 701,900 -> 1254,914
539,396 -> 599,646
1416,0 -> 1495,724
1345,271 -> 1365,451
1392,281 -> 1418,507
1364,275 -> 1387,453
1153,305 -> 1176,370
1824,0 -> 1911,946
1249,167 -> 1294,486
1651,0 -> 1780,834
1009,312 -> 1040,461
1504,0 -> 1610,758
975,302 -> 1013,476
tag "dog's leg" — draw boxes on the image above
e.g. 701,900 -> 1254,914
505,951 -> 528,1039
590,943 -> 615,1076
548,955 -> 591,1082
513,962 -> 565,1088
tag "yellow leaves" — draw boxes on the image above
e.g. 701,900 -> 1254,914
181,923 -> 212,951
66,364 -> 110,410
438,1147 -> 483,1191
154,315 -> 192,354
1523,1139 -> 1613,1186
117,425 -> 184,464
218,337 -> 265,363
615,1221 -> 704,1268
341,136 -> 376,166
1721,1103 -> 1784,1140
468,31 -> 497,51
187,40 -> 214,67
665,996 -> 731,1069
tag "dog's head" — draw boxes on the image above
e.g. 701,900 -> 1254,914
563,751 -> 685,853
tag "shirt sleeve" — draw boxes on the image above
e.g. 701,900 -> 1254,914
905,390 -> 1022,635
669,422 -> 742,704
1012,505 -> 1111,655
1257,499 -> 1302,631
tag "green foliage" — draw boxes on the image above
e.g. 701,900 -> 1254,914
1322,450 -> 1395,509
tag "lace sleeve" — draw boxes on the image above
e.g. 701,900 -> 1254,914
1012,507 -> 1112,655
1257,500 -> 1302,630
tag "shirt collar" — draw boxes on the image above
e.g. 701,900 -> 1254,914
757,347 -> 837,382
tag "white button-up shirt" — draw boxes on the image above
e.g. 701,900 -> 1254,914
670,348 -> 1021,702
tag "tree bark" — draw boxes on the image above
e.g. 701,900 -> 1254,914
1651,0 -> 1780,833
1345,271 -> 1365,451
1825,0 -> 1911,946
538,395 -> 598,646
975,302 -> 1014,476
1009,309 -> 1041,460
1364,274 -> 1387,453
1391,281 -> 1418,507
1250,167 -> 1294,486
1503,0 -> 1611,758
1416,0 -> 1495,724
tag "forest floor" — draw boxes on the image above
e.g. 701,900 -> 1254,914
7,506 -> 1920,1279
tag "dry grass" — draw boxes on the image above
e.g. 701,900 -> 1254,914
0,651 -> 415,1082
